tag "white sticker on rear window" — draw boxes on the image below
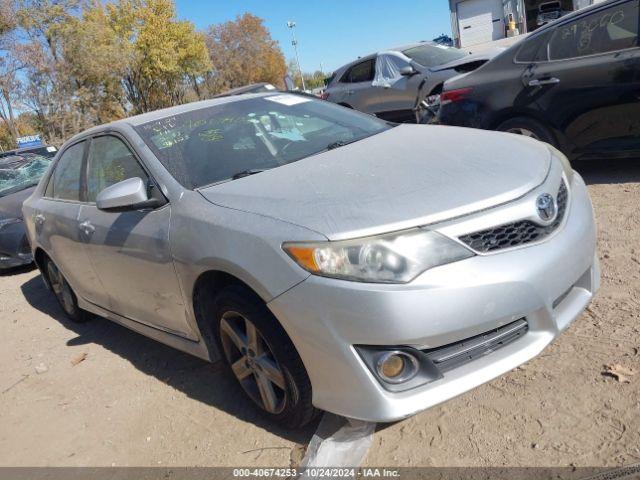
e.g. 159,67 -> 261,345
265,94 -> 310,106
264,84 -> 276,90
46,146 -> 57,152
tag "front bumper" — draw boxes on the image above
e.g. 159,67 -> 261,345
268,172 -> 599,422
0,222 -> 33,270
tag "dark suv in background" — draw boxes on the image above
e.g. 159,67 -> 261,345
438,0 -> 640,161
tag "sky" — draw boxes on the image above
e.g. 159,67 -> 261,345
174,0 -> 453,73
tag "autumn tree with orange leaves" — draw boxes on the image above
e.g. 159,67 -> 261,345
203,13 -> 287,96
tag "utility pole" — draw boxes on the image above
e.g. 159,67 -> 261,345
287,21 -> 306,91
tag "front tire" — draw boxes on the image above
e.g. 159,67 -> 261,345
213,285 -> 317,428
45,258 -> 88,323
496,116 -> 557,146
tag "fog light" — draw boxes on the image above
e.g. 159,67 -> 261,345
376,351 -> 419,384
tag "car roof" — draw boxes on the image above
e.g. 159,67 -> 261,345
335,41 -> 445,71
0,145 -> 54,156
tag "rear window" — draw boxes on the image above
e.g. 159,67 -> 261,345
135,95 -> 390,189
403,43 -> 467,67
548,0 -> 639,60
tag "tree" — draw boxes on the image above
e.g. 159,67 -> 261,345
287,59 -> 327,91
14,0 -> 84,144
107,0 -> 211,113
59,1 -> 128,125
204,13 -> 286,95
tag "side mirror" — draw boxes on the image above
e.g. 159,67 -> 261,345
96,177 -> 159,212
400,66 -> 417,76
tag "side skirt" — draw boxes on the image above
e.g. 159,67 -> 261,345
77,296 -> 213,362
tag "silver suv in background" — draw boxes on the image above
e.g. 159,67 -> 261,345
323,41 -> 499,123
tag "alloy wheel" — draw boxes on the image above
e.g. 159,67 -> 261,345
220,311 -> 287,414
47,262 -> 75,316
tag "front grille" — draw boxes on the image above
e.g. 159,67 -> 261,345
422,319 -> 528,373
459,181 -> 568,253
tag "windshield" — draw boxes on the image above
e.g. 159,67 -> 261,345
403,43 -> 467,67
135,95 -> 391,189
0,155 -> 51,196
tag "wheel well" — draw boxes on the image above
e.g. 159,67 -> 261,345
34,248 -> 50,285
488,110 -> 550,132
192,270 -> 264,357
489,111 -> 561,144
428,83 -> 444,96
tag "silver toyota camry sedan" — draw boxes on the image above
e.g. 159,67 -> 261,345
23,93 -> 599,428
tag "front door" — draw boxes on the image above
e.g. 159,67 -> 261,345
371,53 -> 424,118
524,0 -> 640,159
78,134 -> 195,338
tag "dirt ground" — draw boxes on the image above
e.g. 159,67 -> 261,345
1,159 -> 639,468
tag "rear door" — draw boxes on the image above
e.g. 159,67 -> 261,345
457,0 -> 505,47
78,133 -> 194,338
35,140 -> 105,303
525,0 -> 640,158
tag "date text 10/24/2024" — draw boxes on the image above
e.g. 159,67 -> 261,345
232,468 -> 401,478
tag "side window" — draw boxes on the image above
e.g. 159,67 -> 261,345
548,0 -> 638,60
48,141 -> 85,201
86,135 -> 149,203
342,59 -> 376,83
515,30 -> 552,62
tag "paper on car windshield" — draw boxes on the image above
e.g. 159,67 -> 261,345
265,94 -> 310,106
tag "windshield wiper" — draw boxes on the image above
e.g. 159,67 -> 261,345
231,168 -> 267,180
326,140 -> 351,150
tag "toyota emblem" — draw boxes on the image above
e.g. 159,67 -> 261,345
536,193 -> 556,222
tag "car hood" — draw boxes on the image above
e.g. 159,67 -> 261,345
199,125 -> 551,241
0,186 -> 35,220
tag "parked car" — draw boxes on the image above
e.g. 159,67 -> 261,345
0,144 -> 57,159
438,0 -> 640,161
213,82 -> 278,97
0,154 -> 52,270
24,93 -> 599,427
536,1 -> 570,26
323,42 -> 500,123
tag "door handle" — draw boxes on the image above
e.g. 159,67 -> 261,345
346,90 -> 355,95
34,213 -> 45,225
78,220 -> 95,235
529,77 -> 560,87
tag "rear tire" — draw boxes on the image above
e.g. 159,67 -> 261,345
44,258 -> 88,323
213,284 -> 318,428
496,117 -> 557,147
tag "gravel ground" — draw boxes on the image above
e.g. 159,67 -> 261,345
0,158 -> 638,468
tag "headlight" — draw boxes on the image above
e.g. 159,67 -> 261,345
283,229 -> 474,283
0,217 -> 21,230
547,144 -> 573,184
